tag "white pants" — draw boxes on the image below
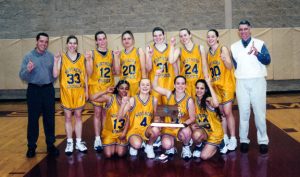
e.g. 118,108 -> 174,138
236,77 -> 269,145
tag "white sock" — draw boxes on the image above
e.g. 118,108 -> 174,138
95,136 -> 101,141
67,138 -> 73,143
76,138 -> 82,143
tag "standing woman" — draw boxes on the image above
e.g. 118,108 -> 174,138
169,28 -> 209,98
53,35 -> 88,155
118,30 -> 146,96
153,69 -> 196,159
120,78 -> 160,158
85,31 -> 120,153
191,78 -> 224,160
206,29 -> 236,153
90,80 -> 130,158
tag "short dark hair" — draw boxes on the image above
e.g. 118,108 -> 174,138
208,29 -> 219,38
152,27 -> 165,36
239,20 -> 251,27
36,32 -> 49,41
95,31 -> 107,41
179,28 -> 191,35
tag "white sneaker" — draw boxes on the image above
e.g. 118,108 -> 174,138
94,139 -> 103,152
144,144 -> 155,158
223,134 -> 229,145
181,145 -> 192,159
65,142 -> 73,156
76,141 -> 87,153
192,144 -> 203,158
219,140 -> 228,154
153,137 -> 161,148
227,137 -> 237,151
165,147 -> 176,155
129,147 -> 138,156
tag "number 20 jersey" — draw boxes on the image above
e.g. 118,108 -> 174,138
59,53 -> 86,109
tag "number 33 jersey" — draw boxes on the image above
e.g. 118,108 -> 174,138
59,53 -> 86,109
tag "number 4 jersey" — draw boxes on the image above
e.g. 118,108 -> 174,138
59,53 -> 86,110
126,95 -> 154,141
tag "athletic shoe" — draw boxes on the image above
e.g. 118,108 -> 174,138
223,134 -> 229,145
129,147 -> 138,156
227,137 -> 237,151
153,137 -> 161,148
94,139 -> 103,153
165,147 -> 176,156
259,144 -> 268,154
219,140 -> 228,154
75,141 -> 87,153
181,145 -> 192,159
192,143 -> 203,158
47,145 -> 60,157
26,148 -> 36,158
240,143 -> 249,153
65,142 -> 74,156
144,144 -> 155,158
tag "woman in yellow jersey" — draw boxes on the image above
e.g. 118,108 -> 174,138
53,35 -> 88,155
85,31 -> 120,153
168,28 -> 209,98
191,78 -> 224,160
120,78 -> 160,158
118,30 -> 146,96
207,29 -> 236,153
146,27 -> 178,105
90,80 -> 130,158
153,69 -> 196,159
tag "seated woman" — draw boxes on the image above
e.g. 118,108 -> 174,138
152,69 -> 196,159
191,77 -> 224,160
90,80 -> 130,158
120,78 -> 161,158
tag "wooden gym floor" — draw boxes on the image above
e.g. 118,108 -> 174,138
0,93 -> 299,177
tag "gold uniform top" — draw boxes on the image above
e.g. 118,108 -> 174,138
128,95 -> 154,134
207,46 -> 235,90
195,97 -> 223,145
120,47 -> 142,96
102,95 -> 127,138
59,53 -> 86,109
180,44 -> 204,96
149,44 -> 175,90
165,93 -> 191,124
88,49 -> 114,91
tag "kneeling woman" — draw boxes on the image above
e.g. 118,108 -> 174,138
153,69 -> 196,159
191,78 -> 224,160
90,80 -> 130,158
120,78 -> 160,158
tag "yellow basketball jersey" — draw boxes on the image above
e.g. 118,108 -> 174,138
207,46 -> 235,90
195,97 -> 223,144
120,47 -> 142,96
59,53 -> 86,109
180,45 -> 204,96
127,95 -> 154,140
102,95 -> 127,138
165,93 -> 191,123
88,49 -> 114,91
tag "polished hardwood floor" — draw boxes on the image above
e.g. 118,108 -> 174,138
1,93 -> 300,177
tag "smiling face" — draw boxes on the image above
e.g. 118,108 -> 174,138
117,83 -> 129,97
67,38 -> 78,53
239,24 -> 251,41
96,33 -> 107,49
139,79 -> 151,94
174,77 -> 186,93
207,31 -> 218,47
122,33 -> 134,49
36,35 -> 49,53
153,30 -> 165,44
179,29 -> 191,45
195,81 -> 206,98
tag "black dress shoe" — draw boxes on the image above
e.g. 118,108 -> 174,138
26,148 -> 36,158
240,143 -> 249,153
47,145 -> 60,157
259,144 -> 268,154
